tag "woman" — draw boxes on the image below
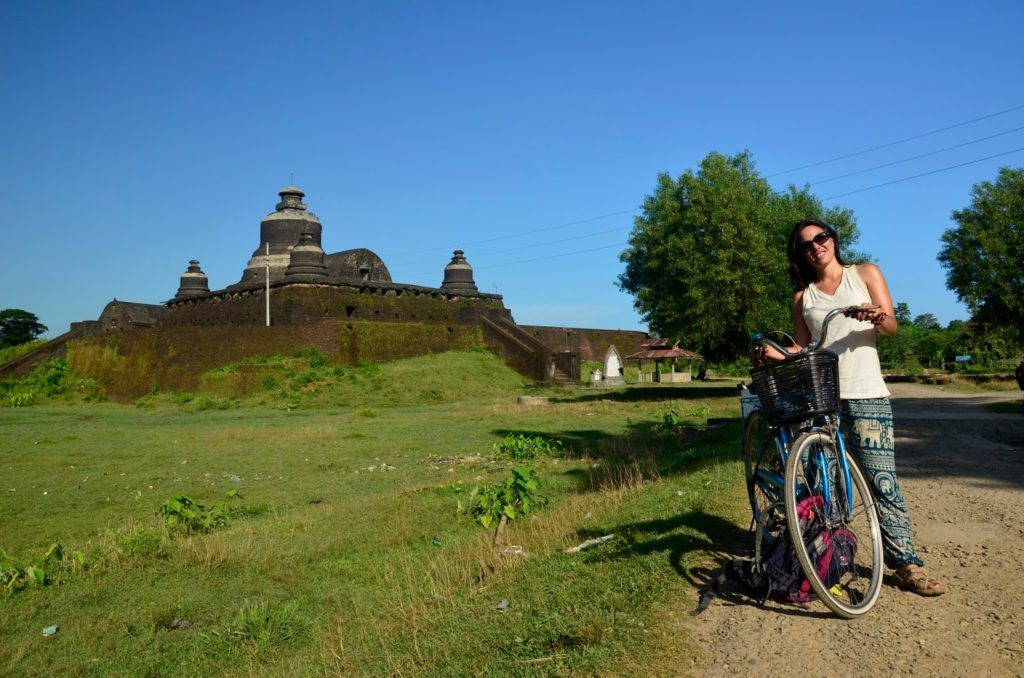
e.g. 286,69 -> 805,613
764,218 -> 945,596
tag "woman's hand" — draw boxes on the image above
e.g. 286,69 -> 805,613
845,304 -> 888,326
855,264 -> 899,336
750,342 -> 788,366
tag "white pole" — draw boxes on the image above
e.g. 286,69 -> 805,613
265,242 -> 270,327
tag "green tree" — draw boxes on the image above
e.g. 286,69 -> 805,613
913,313 -> 941,330
938,166 -> 1024,340
894,302 -> 912,325
618,151 -> 862,361
0,309 -> 48,348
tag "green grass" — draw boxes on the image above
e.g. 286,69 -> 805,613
0,352 -> 747,674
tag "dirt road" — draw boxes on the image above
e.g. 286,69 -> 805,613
686,383 -> 1024,676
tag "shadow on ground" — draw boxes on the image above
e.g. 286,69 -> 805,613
892,398 -> 1024,490
571,510 -> 833,619
491,423 -> 742,494
550,385 -> 740,404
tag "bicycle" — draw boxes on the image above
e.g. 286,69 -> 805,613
742,306 -> 884,618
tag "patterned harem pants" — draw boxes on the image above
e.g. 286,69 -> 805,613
840,397 -> 924,569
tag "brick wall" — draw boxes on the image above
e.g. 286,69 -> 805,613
518,326 -> 649,362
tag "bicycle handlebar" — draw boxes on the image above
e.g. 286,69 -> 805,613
752,305 -> 879,359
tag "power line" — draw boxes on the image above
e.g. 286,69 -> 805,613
391,147 -> 1024,277
822,146 -> 1024,200
470,225 -> 629,258
386,223 -> 629,267
808,125 -> 1024,186
385,207 -> 637,259
388,105 -> 1024,268
768,103 -> 1024,178
474,242 -> 626,271
392,242 -> 627,278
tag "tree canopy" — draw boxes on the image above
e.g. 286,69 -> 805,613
618,151 -> 863,361
0,309 -> 48,348
912,313 -> 941,331
938,166 -> 1024,341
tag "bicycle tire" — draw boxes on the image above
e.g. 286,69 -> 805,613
742,410 -> 783,522
783,431 -> 883,618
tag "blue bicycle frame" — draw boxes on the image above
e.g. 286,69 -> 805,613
755,413 -> 855,524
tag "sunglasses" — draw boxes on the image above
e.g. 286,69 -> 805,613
798,231 -> 831,253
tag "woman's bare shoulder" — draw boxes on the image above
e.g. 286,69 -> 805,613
856,262 -> 885,282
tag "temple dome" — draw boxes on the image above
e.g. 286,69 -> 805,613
174,260 -> 210,299
238,186 -> 323,285
324,248 -> 392,283
285,230 -> 329,281
440,249 -> 478,293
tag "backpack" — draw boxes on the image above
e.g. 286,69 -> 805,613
692,496 -> 858,615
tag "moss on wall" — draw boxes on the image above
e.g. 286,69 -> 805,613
68,320 -> 485,401
339,321 -> 482,364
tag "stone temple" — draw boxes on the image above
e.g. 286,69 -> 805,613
0,186 -> 647,398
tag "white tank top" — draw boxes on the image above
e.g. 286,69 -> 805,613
802,265 -> 889,400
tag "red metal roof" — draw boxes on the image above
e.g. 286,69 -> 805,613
625,339 -> 703,361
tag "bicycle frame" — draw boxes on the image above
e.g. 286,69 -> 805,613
752,413 -> 855,524
750,305 -> 871,523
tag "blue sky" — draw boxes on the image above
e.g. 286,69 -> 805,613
2,1 -> 1022,337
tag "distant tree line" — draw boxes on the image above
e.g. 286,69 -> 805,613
878,303 -> 1018,374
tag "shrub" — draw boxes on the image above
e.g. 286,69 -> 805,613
190,395 -> 236,411
1,543 -> 84,596
494,433 -> 565,460
470,467 -> 548,544
160,492 -> 242,535
1,358 -> 104,407
115,525 -> 169,562
656,410 -> 681,432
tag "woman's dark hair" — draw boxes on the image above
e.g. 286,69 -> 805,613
786,219 -> 846,290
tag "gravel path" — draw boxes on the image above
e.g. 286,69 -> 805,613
685,383 -> 1024,676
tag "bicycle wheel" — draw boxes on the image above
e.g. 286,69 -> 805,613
742,410 -> 783,522
783,431 -> 883,619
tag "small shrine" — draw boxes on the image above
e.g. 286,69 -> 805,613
625,338 -> 703,383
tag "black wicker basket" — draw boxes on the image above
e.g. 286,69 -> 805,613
749,351 -> 840,425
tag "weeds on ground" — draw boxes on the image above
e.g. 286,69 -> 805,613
160,491 -> 244,535
224,599 -> 306,654
1,543 -> 85,595
493,432 -> 565,460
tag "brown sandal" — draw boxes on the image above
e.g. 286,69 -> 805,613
894,565 -> 946,596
